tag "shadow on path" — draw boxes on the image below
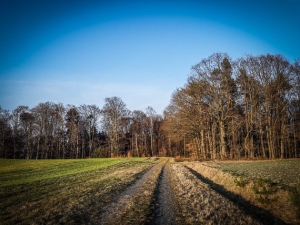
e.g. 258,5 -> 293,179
150,163 -> 176,225
185,166 -> 287,225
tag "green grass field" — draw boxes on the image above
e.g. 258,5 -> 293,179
217,159 -> 300,187
0,157 -> 156,224
0,158 -> 147,187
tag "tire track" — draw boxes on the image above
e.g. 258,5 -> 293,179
151,162 -> 176,225
97,161 -> 163,224
169,163 -> 263,224
96,160 -> 282,224
185,165 -> 287,225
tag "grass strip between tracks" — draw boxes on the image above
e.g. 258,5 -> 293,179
112,160 -> 167,225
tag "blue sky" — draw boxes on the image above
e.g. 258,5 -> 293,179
1,0 -> 299,114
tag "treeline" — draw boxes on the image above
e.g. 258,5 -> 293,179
0,98 -> 167,159
164,53 -> 300,159
0,53 -> 299,159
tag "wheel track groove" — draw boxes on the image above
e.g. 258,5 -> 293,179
151,161 -> 176,225
185,165 -> 287,225
98,161 -> 163,224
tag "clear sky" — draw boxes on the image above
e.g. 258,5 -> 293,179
1,0 -> 299,114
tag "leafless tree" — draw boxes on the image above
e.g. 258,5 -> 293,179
146,106 -> 156,156
0,106 -> 11,158
78,104 -> 101,157
101,97 -> 130,157
190,53 -> 237,159
20,110 -> 35,159
130,110 -> 146,157
65,106 -> 80,158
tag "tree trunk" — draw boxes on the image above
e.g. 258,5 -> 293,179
219,120 -> 227,159
135,133 -> 139,157
200,129 -> 205,159
36,136 -> 40,159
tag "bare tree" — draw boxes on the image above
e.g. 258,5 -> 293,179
163,88 -> 197,158
101,97 -> 130,157
290,60 -> 300,158
237,54 -> 294,158
146,106 -> 156,156
190,53 -> 237,159
20,111 -> 35,159
52,103 -> 66,159
0,106 -> 11,158
9,106 -> 29,158
131,110 -> 147,157
65,106 -> 80,158
78,104 -> 101,157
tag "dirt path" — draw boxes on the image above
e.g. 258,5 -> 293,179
96,160 -> 284,225
169,163 -> 263,225
97,163 -> 160,224
151,162 -> 176,225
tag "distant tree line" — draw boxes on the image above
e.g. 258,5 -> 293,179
0,53 -> 299,159
0,98 -> 168,159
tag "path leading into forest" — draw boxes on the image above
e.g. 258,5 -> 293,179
97,159 -> 286,225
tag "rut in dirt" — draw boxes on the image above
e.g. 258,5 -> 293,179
170,163 -> 264,225
97,164 -> 158,224
151,163 -> 176,225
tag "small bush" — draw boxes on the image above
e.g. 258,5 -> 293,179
91,147 -> 107,158
252,178 -> 279,204
234,176 -> 249,188
289,186 -> 300,218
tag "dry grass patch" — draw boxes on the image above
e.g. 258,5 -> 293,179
185,161 -> 299,224
169,163 -> 261,224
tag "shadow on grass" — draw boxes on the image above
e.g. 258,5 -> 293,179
185,166 -> 287,225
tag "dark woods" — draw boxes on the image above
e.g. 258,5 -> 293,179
0,99 -> 165,159
1,53 -> 300,159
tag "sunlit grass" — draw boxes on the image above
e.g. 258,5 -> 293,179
0,157 -> 155,224
0,158 -> 147,187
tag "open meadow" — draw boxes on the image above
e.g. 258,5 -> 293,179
217,160 -> 300,187
0,158 -> 156,224
1,158 -> 299,224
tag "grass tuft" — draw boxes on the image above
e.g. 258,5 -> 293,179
289,186 -> 300,218
252,178 -> 279,204
234,176 -> 249,188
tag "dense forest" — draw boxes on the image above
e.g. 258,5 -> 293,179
0,53 -> 299,159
